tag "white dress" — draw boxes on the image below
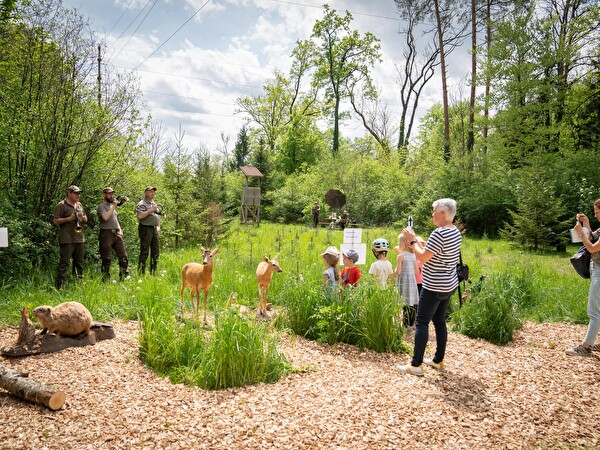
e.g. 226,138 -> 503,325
396,251 -> 419,307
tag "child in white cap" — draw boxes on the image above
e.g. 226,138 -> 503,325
320,246 -> 341,291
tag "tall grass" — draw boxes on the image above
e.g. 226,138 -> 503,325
451,271 -> 524,345
139,305 -> 291,390
276,276 -> 408,353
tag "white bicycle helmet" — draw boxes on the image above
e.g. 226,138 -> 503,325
372,238 -> 390,252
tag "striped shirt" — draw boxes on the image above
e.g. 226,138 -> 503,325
422,226 -> 462,293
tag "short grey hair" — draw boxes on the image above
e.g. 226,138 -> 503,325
432,198 -> 457,221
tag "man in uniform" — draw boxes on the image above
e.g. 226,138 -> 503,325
135,186 -> 160,275
97,187 -> 130,281
53,185 -> 88,288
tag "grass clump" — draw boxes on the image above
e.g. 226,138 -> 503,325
139,306 -> 291,390
451,270 -> 523,345
277,277 -> 408,354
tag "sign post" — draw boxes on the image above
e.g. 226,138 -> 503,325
0,228 -> 7,247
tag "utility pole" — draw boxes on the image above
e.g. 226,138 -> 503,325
97,44 -> 102,107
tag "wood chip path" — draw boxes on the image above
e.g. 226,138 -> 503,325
1,321 -> 598,449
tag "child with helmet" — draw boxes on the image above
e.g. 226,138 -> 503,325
368,238 -> 394,287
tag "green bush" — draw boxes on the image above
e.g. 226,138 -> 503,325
452,271 -> 523,345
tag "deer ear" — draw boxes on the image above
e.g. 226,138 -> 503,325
212,246 -> 220,255
264,255 -> 270,262
199,245 -> 205,253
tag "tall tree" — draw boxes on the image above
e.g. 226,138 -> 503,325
393,0 -> 440,150
193,145 -> 219,209
432,0 -> 469,160
162,127 -> 192,248
310,4 -> 381,155
229,125 -> 251,172
0,0 -> 143,219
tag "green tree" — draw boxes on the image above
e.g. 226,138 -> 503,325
162,128 -> 193,247
500,165 -> 570,249
228,125 -> 251,172
193,146 -> 220,209
310,4 -> 381,155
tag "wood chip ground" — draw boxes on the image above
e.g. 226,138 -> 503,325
1,321 -> 599,449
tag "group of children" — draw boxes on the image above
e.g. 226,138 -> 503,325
320,235 -> 424,328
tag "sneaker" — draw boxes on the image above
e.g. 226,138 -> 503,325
589,342 -> 600,352
424,358 -> 445,371
565,344 -> 592,357
395,364 -> 424,377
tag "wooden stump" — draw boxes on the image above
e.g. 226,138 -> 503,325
0,365 -> 66,410
1,307 -> 116,357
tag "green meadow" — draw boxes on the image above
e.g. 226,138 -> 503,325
0,223 -> 590,388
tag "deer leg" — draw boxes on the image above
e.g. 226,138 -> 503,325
190,289 -> 197,318
180,284 -> 186,317
203,290 -> 209,324
258,285 -> 263,314
263,284 -> 270,315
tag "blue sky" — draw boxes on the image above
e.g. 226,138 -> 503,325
62,0 -> 471,153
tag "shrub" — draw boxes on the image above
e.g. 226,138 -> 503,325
452,272 -> 523,345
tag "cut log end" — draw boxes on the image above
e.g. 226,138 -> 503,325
48,391 -> 66,410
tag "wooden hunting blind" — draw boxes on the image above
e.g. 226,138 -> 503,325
240,166 -> 263,224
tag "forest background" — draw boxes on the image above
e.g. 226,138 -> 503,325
0,0 -> 599,279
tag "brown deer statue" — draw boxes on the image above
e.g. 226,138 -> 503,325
180,245 -> 220,323
256,255 -> 283,316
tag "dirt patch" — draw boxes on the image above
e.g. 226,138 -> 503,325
1,321 -> 599,449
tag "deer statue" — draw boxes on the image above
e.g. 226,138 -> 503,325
180,245 -> 220,323
256,255 -> 283,316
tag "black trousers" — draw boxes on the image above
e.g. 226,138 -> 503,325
138,225 -> 159,274
56,242 -> 84,288
99,229 -> 129,280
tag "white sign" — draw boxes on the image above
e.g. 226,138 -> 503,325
343,228 -> 362,244
0,228 -> 7,247
340,243 -> 367,266
570,228 -> 589,243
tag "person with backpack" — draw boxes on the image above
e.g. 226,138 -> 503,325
566,199 -> 600,356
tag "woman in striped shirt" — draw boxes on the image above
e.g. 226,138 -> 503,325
397,198 -> 462,376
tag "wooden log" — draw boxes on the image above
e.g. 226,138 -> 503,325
0,365 -> 66,410
1,322 -> 116,357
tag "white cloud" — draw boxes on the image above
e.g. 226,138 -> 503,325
68,0 -> 472,152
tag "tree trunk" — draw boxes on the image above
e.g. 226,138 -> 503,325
434,0 -> 451,161
483,0 -> 491,148
467,0 -> 477,153
0,365 -> 66,410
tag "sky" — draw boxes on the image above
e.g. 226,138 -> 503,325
62,0 -> 471,153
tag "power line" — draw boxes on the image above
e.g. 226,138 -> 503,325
111,0 -> 159,63
268,0 -> 401,22
114,65 -> 264,91
133,0 -> 212,71
107,0 -> 136,34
